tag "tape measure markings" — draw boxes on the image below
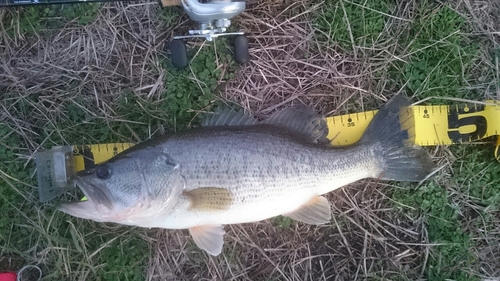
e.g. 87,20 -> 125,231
72,101 -> 500,172
72,143 -> 135,172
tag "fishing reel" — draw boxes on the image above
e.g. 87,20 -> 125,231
166,0 -> 249,68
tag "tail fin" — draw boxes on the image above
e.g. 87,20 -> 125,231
359,95 -> 435,182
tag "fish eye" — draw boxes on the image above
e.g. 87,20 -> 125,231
96,165 -> 111,179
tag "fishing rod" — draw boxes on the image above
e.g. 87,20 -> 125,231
0,0 -> 126,6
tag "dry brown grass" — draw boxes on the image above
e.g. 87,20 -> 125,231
453,0 -> 500,47
222,0 -> 387,116
1,1 -> 172,131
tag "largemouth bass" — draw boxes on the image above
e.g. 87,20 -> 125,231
58,95 -> 435,256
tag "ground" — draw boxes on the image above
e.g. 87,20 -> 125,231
0,0 -> 499,280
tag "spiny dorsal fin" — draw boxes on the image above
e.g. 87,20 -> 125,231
263,105 -> 329,144
203,106 -> 329,144
202,107 -> 259,127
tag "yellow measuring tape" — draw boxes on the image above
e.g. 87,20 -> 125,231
72,143 -> 135,171
326,100 -> 500,159
73,100 -> 500,171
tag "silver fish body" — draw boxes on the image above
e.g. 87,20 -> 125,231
58,95 -> 435,255
146,125 -> 381,227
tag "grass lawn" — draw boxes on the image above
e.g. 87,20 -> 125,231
1,0 -> 499,280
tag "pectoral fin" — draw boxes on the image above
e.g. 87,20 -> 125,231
284,196 -> 331,225
183,187 -> 233,211
189,225 -> 225,256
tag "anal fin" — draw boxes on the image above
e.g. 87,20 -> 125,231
189,225 -> 225,256
284,196 -> 331,225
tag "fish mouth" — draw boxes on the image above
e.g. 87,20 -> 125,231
57,200 -> 105,221
57,173 -> 115,221
72,176 -> 114,210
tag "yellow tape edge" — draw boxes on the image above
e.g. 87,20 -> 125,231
495,136 -> 500,162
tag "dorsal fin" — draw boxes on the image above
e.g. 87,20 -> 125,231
202,105 -> 329,144
263,105 -> 329,144
202,107 -> 259,127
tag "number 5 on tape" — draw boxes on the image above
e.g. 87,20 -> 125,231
413,102 -> 499,145
326,100 -> 500,160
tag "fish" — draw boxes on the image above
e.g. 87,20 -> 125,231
57,94 -> 435,256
